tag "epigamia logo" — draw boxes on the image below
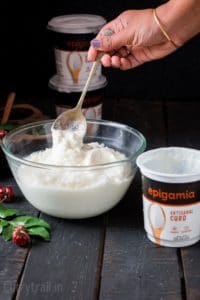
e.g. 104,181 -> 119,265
148,187 -> 195,201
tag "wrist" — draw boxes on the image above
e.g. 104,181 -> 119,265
153,9 -> 179,48
157,0 -> 200,46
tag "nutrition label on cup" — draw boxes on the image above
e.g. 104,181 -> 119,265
142,176 -> 200,247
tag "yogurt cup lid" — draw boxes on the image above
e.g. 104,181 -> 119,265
136,147 -> 200,183
47,14 -> 106,34
48,74 -> 107,93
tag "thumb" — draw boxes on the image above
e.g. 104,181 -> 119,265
91,28 -> 129,52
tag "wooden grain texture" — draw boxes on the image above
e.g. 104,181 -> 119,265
113,99 -> 166,149
166,101 -> 200,148
99,181 -> 183,300
0,175 -> 38,300
166,101 -> 200,300
181,245 -> 200,300
99,99 -> 182,300
16,215 -> 105,300
1,99 -> 199,300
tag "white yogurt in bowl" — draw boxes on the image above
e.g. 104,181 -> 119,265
2,119 -> 146,218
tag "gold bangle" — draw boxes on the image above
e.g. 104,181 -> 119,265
153,8 -> 179,48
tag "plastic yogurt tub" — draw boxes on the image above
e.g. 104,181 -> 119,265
137,147 -> 200,247
47,14 -> 107,118
47,14 -> 106,88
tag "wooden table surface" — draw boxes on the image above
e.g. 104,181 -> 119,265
0,99 -> 199,300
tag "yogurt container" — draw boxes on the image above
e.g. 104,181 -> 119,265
47,14 -> 106,88
137,147 -> 200,247
47,14 -> 107,118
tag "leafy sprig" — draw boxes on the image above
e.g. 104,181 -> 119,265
0,203 -> 51,242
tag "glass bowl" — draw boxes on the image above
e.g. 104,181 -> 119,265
1,119 -> 146,219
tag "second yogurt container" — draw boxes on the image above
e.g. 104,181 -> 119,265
47,14 -> 107,118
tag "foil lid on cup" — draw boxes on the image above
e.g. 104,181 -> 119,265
48,74 -> 107,93
47,14 -> 106,34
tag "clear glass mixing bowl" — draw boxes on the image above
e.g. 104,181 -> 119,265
1,119 -> 146,218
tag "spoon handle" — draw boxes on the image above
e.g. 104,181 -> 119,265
76,53 -> 103,110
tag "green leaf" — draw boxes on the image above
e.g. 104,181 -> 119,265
0,204 -> 18,219
0,124 -> 17,131
28,227 -> 50,241
2,225 -> 13,241
0,219 -> 9,234
10,216 -> 51,230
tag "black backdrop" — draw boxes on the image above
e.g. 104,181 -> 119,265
0,0 -> 199,100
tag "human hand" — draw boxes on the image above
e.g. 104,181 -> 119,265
87,9 -> 178,70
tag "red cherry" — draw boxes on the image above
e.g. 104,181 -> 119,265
0,186 -> 14,203
12,225 -> 31,247
0,129 -> 8,139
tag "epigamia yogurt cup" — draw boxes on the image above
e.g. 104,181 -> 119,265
137,147 -> 200,247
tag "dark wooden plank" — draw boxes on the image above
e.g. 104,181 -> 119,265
99,99 -> 183,300
181,245 -> 200,300
113,99 -> 166,149
167,101 -> 200,300
100,180 -> 183,300
0,175 -> 39,300
16,215 -> 105,300
166,101 -> 200,148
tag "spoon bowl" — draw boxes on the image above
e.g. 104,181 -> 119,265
52,106 -> 87,135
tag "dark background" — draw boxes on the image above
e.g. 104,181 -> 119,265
0,0 -> 200,102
